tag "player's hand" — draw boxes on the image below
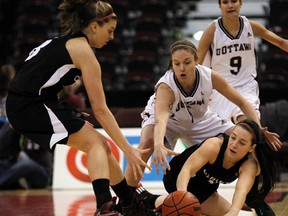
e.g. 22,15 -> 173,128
151,143 -> 179,175
125,146 -> 151,180
224,212 -> 239,216
84,120 -> 94,128
82,112 -> 95,127
261,127 -> 282,151
81,112 -> 90,117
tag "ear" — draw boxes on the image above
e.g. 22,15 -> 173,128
90,22 -> 98,34
249,143 -> 257,153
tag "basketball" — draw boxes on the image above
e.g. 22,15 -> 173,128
162,191 -> 201,216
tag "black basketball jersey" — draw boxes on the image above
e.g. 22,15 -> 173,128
163,134 -> 249,203
195,136 -> 248,184
9,32 -> 87,99
6,33 -> 88,149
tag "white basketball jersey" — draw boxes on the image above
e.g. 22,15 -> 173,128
155,65 -> 213,125
142,66 -> 234,147
209,16 -> 256,87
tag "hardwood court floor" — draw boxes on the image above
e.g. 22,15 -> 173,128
0,176 -> 287,216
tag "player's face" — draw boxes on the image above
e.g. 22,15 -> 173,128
91,19 -> 117,48
226,125 -> 256,160
171,49 -> 197,84
219,0 -> 242,18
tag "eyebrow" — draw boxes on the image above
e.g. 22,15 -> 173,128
172,57 -> 191,62
231,133 -> 249,143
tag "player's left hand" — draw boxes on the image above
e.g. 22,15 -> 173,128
261,127 -> 282,151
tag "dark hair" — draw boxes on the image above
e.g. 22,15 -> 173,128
168,40 -> 198,70
218,0 -> 242,5
58,0 -> 117,36
237,119 -> 277,200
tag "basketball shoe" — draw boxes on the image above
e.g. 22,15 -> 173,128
94,197 -> 121,216
122,193 -> 159,216
136,182 -> 160,210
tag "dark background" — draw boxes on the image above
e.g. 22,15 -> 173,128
1,0 -> 288,108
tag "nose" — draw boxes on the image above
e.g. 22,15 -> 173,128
109,33 -> 114,41
180,64 -> 185,71
231,141 -> 238,150
227,1 -> 233,7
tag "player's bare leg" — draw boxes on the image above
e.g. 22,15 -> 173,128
125,125 -> 154,187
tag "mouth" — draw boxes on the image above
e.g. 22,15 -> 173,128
180,74 -> 186,77
229,149 -> 236,154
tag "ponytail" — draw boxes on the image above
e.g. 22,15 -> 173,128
254,134 -> 278,199
58,0 -> 116,36
237,119 -> 278,200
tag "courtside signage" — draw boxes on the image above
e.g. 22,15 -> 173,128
52,128 -> 186,189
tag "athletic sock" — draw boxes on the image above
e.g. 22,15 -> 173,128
92,178 -> 112,208
111,178 -> 134,206
128,185 -> 136,191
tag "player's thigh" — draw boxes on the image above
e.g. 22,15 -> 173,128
67,122 -> 107,152
200,192 -> 230,216
138,124 -> 154,149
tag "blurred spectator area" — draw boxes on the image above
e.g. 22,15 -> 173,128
95,0 -> 181,92
82,107 -> 144,128
255,0 -> 288,103
1,0 -> 58,70
1,0 -> 288,107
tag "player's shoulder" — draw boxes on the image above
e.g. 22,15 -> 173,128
200,136 -> 223,163
196,64 -> 211,71
202,136 -> 223,152
249,19 -> 264,30
240,153 -> 260,175
205,21 -> 216,34
66,37 -> 94,58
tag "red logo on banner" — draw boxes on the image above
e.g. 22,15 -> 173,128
66,137 -> 121,182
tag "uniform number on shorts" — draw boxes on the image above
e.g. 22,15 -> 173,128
230,56 -> 241,75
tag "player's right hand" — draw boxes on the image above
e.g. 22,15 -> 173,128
125,146 -> 151,180
151,143 -> 179,175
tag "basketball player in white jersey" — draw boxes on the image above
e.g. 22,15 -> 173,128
197,0 -> 288,215
198,0 -> 288,126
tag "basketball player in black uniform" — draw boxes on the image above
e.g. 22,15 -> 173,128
6,1 -> 152,215
139,120 -> 277,215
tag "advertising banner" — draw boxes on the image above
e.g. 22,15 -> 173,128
52,128 -> 186,189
